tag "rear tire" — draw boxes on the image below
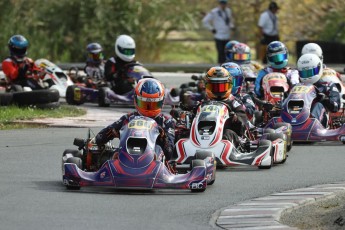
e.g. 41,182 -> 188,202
0,93 -> 13,106
66,85 -> 84,105
12,89 -> 59,106
98,87 -> 110,107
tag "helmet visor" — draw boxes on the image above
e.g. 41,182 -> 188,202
88,53 -> 103,61
206,82 -> 231,94
233,53 -> 250,61
135,96 -> 163,110
268,53 -> 287,63
117,45 -> 135,56
11,47 -> 27,57
232,76 -> 243,89
298,66 -> 320,79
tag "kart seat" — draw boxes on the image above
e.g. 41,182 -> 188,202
127,138 -> 147,155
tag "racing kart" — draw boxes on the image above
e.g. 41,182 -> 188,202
62,116 -> 209,192
33,59 -> 74,97
173,101 -> 288,170
65,63 -> 152,106
264,83 -> 345,143
251,72 -> 293,151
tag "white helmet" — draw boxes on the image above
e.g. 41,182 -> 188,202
297,53 -> 323,84
301,43 -> 323,63
115,35 -> 136,62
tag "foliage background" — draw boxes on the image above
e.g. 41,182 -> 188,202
0,0 -> 344,64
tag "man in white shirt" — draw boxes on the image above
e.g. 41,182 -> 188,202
202,0 -> 235,64
258,1 -> 280,63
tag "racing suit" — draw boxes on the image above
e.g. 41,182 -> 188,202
312,81 -> 341,127
84,61 -> 105,80
104,57 -> 137,95
95,112 -> 175,160
2,57 -> 43,90
254,67 -> 299,99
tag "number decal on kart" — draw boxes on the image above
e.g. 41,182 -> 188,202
128,119 -> 153,129
74,88 -> 81,101
202,105 -> 218,113
291,85 -> 312,94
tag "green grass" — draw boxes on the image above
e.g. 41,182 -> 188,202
0,105 -> 86,130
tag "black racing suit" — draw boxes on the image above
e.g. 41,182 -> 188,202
104,57 -> 137,95
95,112 -> 176,160
312,81 -> 341,127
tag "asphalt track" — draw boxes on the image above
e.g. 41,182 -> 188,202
0,73 -> 344,230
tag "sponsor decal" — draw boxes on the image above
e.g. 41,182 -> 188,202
190,181 -> 205,189
100,171 -> 106,179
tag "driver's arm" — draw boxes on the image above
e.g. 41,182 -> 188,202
95,114 -> 128,145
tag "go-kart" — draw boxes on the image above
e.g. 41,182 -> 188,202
264,83 -> 345,143
173,101 -> 288,170
33,59 -> 74,97
251,72 -> 293,151
62,116 -> 208,192
66,63 -> 152,106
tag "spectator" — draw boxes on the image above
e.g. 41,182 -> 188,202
258,1 -> 280,64
202,0 -> 235,64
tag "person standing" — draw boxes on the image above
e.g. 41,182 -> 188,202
202,0 -> 235,64
258,1 -> 280,64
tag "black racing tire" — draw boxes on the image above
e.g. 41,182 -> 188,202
12,89 -> 59,106
98,87 -> 110,107
35,101 -> 60,109
253,111 -> 263,126
66,85 -> 84,105
273,122 -> 293,152
0,93 -> 13,106
8,84 -> 23,92
258,139 -> 273,169
63,149 -> 83,158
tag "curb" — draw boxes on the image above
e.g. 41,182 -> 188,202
216,182 -> 345,229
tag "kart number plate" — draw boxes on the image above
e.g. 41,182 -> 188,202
74,88 -> 81,101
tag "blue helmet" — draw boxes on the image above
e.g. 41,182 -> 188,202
266,41 -> 288,69
221,62 -> 243,96
224,40 -> 239,62
86,42 -> 104,65
8,35 -> 29,61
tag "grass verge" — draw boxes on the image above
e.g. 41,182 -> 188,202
0,105 -> 86,130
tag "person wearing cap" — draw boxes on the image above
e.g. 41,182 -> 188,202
202,0 -> 236,64
258,1 -> 280,64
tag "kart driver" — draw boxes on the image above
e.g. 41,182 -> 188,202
84,42 -> 105,80
254,41 -> 299,99
94,78 -> 175,160
195,66 -> 253,149
297,53 -> 340,128
2,35 -> 43,90
104,34 -> 139,95
221,62 -> 256,119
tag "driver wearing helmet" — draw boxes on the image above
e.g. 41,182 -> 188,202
254,41 -> 299,99
224,40 -> 239,62
297,53 -> 340,127
84,42 -> 105,80
104,34 -> 138,95
221,62 -> 256,118
94,78 -> 175,160
198,66 -> 252,148
301,42 -> 342,81
2,35 -> 41,90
